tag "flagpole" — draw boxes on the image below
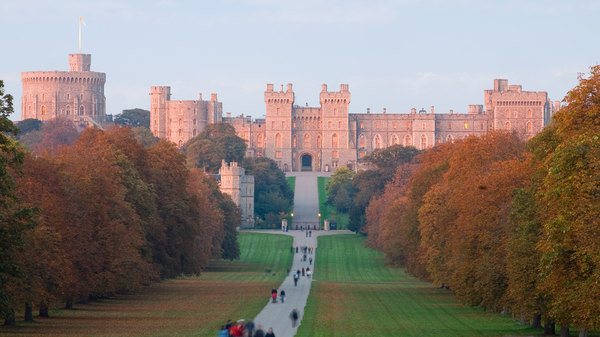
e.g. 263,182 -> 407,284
78,17 -> 81,53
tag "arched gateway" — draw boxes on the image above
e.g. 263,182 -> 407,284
301,154 -> 312,171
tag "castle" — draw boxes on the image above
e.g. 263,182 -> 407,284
21,54 -> 106,127
225,80 -> 558,172
20,53 -> 559,174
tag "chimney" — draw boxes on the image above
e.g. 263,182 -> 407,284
411,108 -> 416,114
198,93 -> 203,100
226,112 -> 231,118
211,93 -> 218,101
287,83 -> 293,92
449,109 -> 453,115
322,84 -> 328,92
383,108 -> 386,114
430,106 -> 435,114
367,108 -> 370,114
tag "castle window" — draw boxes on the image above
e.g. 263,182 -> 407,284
79,105 -> 84,116
374,135 -> 382,149
154,119 -> 157,126
179,119 -> 183,126
338,121 -> 342,128
513,111 -> 518,118
527,109 -> 532,118
277,107 -> 280,115
275,151 -> 282,158
505,121 -> 511,130
293,122 -> 297,128
464,123 -> 468,129
332,133 -> 339,148
404,135 -> 412,147
293,136 -> 297,147
407,121 -> 412,129
359,152 -> 365,158
527,121 -> 533,133
305,121 -> 309,128
332,150 -> 339,158
193,129 -> 197,136
178,129 -> 183,137
447,135 -> 454,143
66,105 -> 71,116
420,135 -> 428,149
154,130 -> 158,137
422,122 -> 426,129
391,135 -> 398,145
272,121 -> 275,129
480,122 -> 484,130
436,136 -> 442,145
193,119 -> 196,125
282,121 -> 286,129
359,134 -> 365,148
41,105 -> 47,115
393,122 -> 397,129
257,134 -> 264,147
334,108 -> 338,115
179,140 -> 183,147
304,133 -> 311,148
376,121 -> 380,129
276,133 -> 282,147
360,122 -> 364,129
317,135 -> 321,148
448,122 -> 452,130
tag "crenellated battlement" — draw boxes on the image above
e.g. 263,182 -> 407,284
21,71 -> 105,84
265,83 -> 294,104
320,83 -> 351,105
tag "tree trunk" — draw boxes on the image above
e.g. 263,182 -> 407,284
3,309 -> 15,326
543,319 -> 555,335
24,302 -> 33,321
531,314 -> 542,329
519,314 -> 526,325
578,328 -> 588,337
39,300 -> 49,317
560,325 -> 569,337
65,298 -> 73,310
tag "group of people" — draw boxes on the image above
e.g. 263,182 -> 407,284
218,319 -> 276,337
271,288 -> 286,303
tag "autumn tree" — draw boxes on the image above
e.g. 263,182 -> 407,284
185,122 -> 246,172
0,80 -> 36,325
349,145 -> 420,233
533,66 -> 600,334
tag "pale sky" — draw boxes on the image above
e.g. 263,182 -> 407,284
2,0 -> 599,121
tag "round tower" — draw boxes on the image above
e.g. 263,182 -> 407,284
21,53 -> 106,124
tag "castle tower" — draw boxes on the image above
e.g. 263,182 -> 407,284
219,161 -> 254,228
320,84 -> 352,171
150,86 -> 171,138
264,83 -> 294,171
21,53 -> 106,124
484,79 -> 549,138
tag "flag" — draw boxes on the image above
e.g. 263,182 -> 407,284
80,16 -> 86,26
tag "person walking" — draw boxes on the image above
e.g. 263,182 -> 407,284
245,320 -> 255,337
254,325 -> 266,337
293,273 -> 299,286
290,309 -> 299,327
265,327 -> 276,337
280,289 -> 286,303
271,289 -> 277,303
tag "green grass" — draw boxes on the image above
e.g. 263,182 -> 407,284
318,176 -> 349,229
297,234 -> 544,337
0,232 -> 293,337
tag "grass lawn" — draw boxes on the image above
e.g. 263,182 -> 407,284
297,234 -> 544,337
0,233 -> 293,337
317,176 -> 349,229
